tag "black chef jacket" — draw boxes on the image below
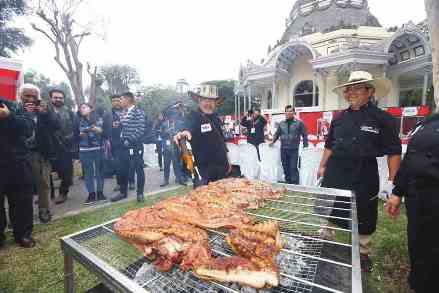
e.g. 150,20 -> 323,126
392,113 -> 439,292
322,101 -> 401,235
184,109 -> 228,177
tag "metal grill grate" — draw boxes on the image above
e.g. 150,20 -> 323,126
61,185 -> 360,293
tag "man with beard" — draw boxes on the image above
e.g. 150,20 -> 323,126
317,71 -> 401,273
174,84 -> 230,187
0,98 -> 36,248
20,84 -> 60,223
50,89 -> 77,204
106,94 -> 123,191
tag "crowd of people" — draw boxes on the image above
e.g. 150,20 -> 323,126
0,70 -> 438,292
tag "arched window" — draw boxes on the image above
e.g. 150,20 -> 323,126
294,80 -> 319,107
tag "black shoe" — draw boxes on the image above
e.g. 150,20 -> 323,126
96,191 -> 107,202
113,185 -> 121,192
0,235 -> 5,248
137,193 -> 145,203
129,183 -> 135,190
177,180 -> 187,186
160,182 -> 169,187
55,193 -> 68,205
110,193 -> 127,202
360,254 -> 373,273
84,192 -> 97,205
38,210 -> 52,224
159,168 -> 163,171
17,237 -> 36,248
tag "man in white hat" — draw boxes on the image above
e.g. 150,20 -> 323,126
317,71 -> 402,272
174,84 -> 230,187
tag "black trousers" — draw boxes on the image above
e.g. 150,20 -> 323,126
52,151 -> 73,195
119,145 -> 145,195
156,141 -> 163,169
405,184 -> 439,293
194,163 -> 228,188
0,160 -> 34,241
280,148 -> 300,184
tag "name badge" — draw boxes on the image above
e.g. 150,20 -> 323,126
251,128 -> 256,134
166,140 -> 171,146
129,149 -> 134,155
360,126 -> 380,134
201,123 -> 212,133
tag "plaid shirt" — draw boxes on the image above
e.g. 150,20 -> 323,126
120,105 -> 145,147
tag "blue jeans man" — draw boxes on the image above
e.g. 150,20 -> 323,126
280,148 -> 300,184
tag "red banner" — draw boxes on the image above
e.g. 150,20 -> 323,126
0,68 -> 20,101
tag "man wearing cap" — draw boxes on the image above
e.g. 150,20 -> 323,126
317,71 -> 402,272
174,84 -> 230,187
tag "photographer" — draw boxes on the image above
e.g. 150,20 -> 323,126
20,84 -> 60,223
0,97 -> 35,248
241,108 -> 267,161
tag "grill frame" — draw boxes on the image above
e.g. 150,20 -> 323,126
60,184 -> 362,293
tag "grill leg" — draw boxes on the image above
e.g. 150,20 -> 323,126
64,254 -> 75,293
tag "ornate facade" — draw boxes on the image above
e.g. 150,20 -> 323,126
237,0 -> 432,112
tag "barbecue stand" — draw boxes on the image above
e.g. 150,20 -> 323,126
61,184 -> 362,293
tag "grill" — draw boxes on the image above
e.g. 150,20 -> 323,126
61,184 -> 362,293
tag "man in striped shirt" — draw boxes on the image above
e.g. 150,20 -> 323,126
110,92 -> 146,203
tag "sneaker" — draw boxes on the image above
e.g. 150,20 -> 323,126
38,209 -> 52,224
113,185 -> 121,192
96,191 -> 107,202
137,193 -> 145,203
84,192 -> 97,205
160,182 -> 169,187
360,254 -> 373,273
129,183 -> 135,190
177,180 -> 187,186
55,193 -> 68,205
110,193 -> 127,202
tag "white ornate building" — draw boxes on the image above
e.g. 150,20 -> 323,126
236,0 -> 432,112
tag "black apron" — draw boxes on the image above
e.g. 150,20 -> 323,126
322,110 -> 380,235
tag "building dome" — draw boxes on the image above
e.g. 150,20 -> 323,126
282,0 -> 381,41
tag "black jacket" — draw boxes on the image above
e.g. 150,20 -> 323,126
241,115 -> 267,145
0,98 -> 33,166
34,110 -> 62,160
184,110 -> 228,166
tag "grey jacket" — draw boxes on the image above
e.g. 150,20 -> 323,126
272,119 -> 308,149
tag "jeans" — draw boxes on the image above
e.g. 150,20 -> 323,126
280,148 -> 300,184
79,149 -> 104,194
163,146 -> 182,183
156,141 -> 163,169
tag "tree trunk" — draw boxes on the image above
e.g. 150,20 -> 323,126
87,63 -> 97,107
426,0 -> 439,112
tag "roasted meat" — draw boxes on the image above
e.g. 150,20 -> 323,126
114,207 -> 210,272
226,221 -> 282,276
194,256 -> 279,288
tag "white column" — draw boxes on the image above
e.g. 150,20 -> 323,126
422,71 -> 429,106
272,78 -> 276,109
312,73 -> 317,106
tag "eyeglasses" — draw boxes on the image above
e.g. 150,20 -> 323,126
344,85 -> 371,93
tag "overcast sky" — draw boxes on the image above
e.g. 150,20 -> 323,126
13,0 -> 426,88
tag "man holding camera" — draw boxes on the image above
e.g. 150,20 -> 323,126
241,108 -> 267,161
0,97 -> 36,248
20,84 -> 60,223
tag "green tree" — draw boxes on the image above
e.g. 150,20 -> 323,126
100,64 -> 140,95
136,85 -> 180,120
0,0 -> 32,57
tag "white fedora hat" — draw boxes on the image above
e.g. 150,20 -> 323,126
333,71 -> 391,98
188,84 -> 225,105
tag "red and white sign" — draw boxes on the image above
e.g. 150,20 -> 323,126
0,57 -> 23,101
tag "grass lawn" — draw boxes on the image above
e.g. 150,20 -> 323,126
0,189 -> 410,293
